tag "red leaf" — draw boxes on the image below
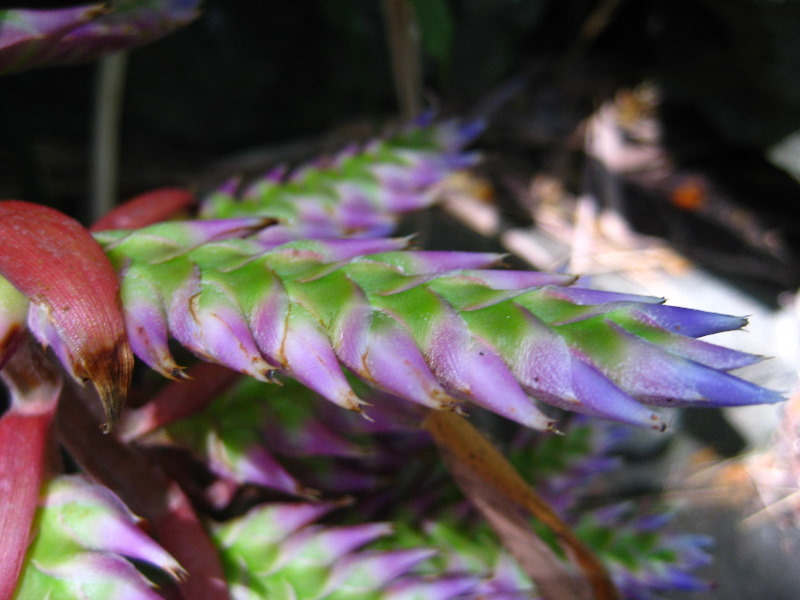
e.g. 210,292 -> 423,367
0,339 -> 62,600
90,187 -> 196,232
0,200 -> 133,430
119,362 -> 242,441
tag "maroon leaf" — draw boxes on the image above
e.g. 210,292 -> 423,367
0,339 -> 63,600
91,187 -> 196,232
0,200 -> 133,431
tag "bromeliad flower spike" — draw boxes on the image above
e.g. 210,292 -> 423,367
0,118 -> 785,600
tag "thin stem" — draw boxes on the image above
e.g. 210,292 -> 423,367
381,0 -> 423,119
90,51 -> 129,221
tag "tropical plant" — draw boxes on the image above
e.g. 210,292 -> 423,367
0,3 -> 785,600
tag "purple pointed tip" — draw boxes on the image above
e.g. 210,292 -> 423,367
651,333 -> 762,371
362,317 -> 462,410
633,305 -> 748,337
681,367 -> 785,407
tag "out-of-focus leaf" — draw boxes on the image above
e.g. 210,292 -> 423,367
0,0 -> 201,76
0,3 -> 107,74
409,0 -> 454,67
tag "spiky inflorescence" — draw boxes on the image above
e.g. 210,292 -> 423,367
15,119 -> 780,433
92,225 -> 780,434
212,499 -> 483,600
12,476 -> 182,600
141,373 -> 715,599
2,119 -> 781,599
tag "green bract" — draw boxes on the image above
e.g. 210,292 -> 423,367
13,476 -> 181,600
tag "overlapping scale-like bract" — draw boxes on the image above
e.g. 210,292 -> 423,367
102,223 -> 781,433
158,374 -> 716,600
86,119 -> 779,432
12,475 -> 182,600
198,117 -> 481,242
213,498 -> 483,600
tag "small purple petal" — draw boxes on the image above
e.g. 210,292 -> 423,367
625,327 -> 761,371
500,308 -> 578,406
193,281 -> 277,380
364,314 -> 462,410
632,304 -> 748,338
547,287 -> 665,305
120,269 -> 180,378
334,294 -> 459,410
46,476 -> 183,576
207,438 -> 305,496
249,271 -> 290,365
567,357 -> 666,429
164,264 -> 207,358
598,323 -> 783,407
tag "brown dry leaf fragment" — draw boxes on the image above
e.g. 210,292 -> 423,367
423,409 -> 620,600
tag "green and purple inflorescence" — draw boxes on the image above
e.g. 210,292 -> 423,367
13,476 -> 182,600
19,118 -> 779,433
5,118 -> 780,599
151,375 -> 715,600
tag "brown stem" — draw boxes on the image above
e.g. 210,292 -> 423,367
381,0 -> 423,119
